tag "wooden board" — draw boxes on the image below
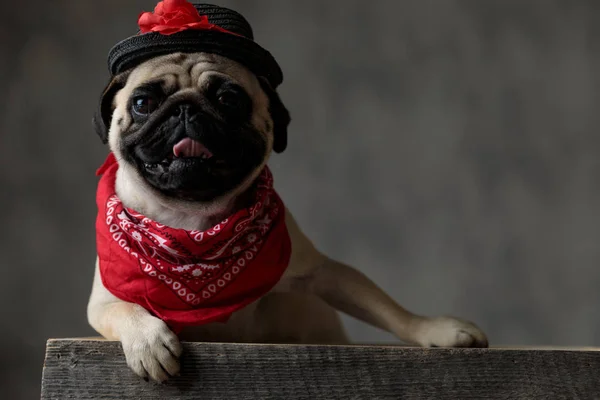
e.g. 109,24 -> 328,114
41,339 -> 600,399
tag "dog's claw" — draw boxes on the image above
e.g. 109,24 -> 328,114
415,316 -> 489,348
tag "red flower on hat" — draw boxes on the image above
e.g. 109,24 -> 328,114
138,0 -> 238,36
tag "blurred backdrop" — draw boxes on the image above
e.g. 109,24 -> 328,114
2,0 -> 600,398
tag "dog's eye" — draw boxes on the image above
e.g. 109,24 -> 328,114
217,92 -> 241,108
132,96 -> 159,115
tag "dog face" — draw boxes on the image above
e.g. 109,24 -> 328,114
94,52 -> 290,204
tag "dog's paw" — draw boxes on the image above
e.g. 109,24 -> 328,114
415,316 -> 488,348
119,315 -> 183,382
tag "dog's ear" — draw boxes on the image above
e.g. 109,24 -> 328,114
92,71 -> 130,144
258,77 -> 291,153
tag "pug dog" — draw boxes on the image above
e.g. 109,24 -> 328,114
86,50 -> 488,383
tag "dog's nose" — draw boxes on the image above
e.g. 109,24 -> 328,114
172,104 -> 199,121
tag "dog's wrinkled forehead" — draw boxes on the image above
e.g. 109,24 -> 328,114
118,52 -> 265,103
111,52 -> 271,139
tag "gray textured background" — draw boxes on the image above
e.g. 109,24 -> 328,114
2,0 -> 600,398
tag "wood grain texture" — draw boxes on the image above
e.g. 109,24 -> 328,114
41,339 -> 600,400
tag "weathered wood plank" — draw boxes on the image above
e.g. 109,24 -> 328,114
41,339 -> 600,399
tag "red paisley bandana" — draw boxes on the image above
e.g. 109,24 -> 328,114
95,153 -> 291,332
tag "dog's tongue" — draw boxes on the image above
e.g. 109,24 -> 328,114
173,138 -> 213,159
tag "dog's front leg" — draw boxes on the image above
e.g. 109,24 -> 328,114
306,256 -> 488,348
87,258 -> 182,382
